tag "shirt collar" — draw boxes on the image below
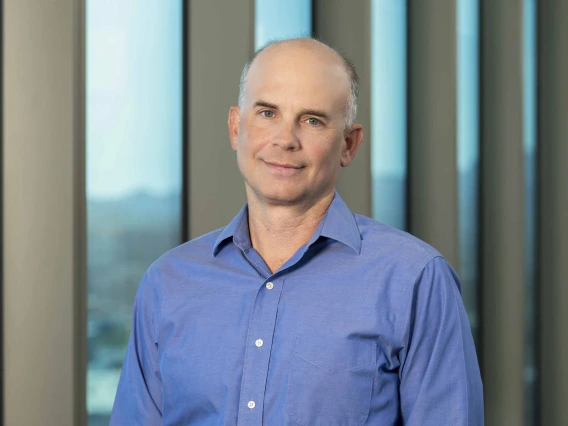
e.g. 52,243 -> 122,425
318,192 -> 362,254
212,191 -> 362,256
212,203 -> 251,256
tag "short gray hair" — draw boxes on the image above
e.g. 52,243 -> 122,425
237,38 -> 359,128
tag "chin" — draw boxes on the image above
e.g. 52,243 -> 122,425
255,183 -> 307,205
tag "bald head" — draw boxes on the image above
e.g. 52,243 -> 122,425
238,38 -> 359,127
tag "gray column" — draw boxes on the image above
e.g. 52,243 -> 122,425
188,0 -> 254,238
2,0 -> 85,425
538,1 -> 568,425
313,0 -> 372,217
480,1 -> 525,425
407,1 -> 459,267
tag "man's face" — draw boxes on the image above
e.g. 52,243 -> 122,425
228,43 -> 362,208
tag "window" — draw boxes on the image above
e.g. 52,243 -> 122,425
523,0 -> 538,423
86,1 -> 183,424
255,0 -> 312,50
371,0 -> 407,230
457,0 -> 480,346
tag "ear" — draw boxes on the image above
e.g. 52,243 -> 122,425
228,105 -> 242,152
340,124 -> 363,167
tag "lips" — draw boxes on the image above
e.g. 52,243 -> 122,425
264,161 -> 303,169
263,160 -> 305,176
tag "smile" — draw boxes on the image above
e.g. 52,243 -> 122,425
263,161 -> 305,176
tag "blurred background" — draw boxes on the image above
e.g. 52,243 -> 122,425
1,0 -> 566,425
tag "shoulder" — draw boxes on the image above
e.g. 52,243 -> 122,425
352,216 -> 462,334
354,213 -> 442,273
135,226 -> 225,294
149,226 -> 224,272
352,214 -> 459,308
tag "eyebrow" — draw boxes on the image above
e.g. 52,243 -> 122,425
252,100 -> 331,121
253,100 -> 279,110
299,109 -> 331,121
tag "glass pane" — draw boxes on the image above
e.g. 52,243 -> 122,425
371,0 -> 407,230
255,0 -> 312,50
457,0 -> 480,346
86,1 -> 182,424
523,0 -> 537,423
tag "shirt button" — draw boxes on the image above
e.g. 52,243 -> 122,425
266,282 -> 274,290
255,339 -> 264,348
247,400 -> 255,409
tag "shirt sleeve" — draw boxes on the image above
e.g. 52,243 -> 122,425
398,256 -> 484,426
110,267 -> 163,425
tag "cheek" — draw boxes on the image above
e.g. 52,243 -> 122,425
310,139 -> 343,168
236,134 -> 255,161
236,131 -> 269,176
239,127 -> 268,155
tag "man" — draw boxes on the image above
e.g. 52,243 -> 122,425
111,38 -> 483,425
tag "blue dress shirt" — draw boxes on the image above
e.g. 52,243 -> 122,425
111,192 -> 483,425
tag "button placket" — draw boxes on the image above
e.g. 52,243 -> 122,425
237,277 -> 284,426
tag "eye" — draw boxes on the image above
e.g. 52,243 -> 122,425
260,110 -> 275,118
306,117 -> 321,126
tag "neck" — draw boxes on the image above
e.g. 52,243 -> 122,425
246,189 -> 335,273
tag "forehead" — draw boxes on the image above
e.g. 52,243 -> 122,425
244,44 -> 351,112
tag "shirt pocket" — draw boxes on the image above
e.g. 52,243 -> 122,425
286,333 -> 377,426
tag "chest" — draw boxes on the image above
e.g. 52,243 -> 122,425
157,262 -> 404,425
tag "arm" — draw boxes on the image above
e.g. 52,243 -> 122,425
110,267 -> 163,425
399,256 -> 483,426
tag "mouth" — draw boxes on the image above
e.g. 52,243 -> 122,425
265,161 -> 303,169
263,160 -> 305,176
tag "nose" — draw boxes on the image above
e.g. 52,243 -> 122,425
272,120 -> 300,151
